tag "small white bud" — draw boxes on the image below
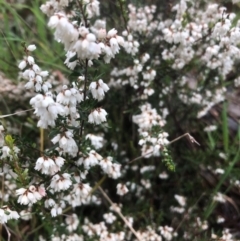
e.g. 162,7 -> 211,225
27,45 -> 36,51
27,56 -> 35,65
18,60 -> 27,70
40,71 -> 49,77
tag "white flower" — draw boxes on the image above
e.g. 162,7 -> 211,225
73,182 -> 92,198
50,173 -> 72,192
107,28 -> 117,38
86,134 -> 104,149
84,0 -> 100,18
16,185 -> 45,205
0,209 -> 8,223
57,85 -> 84,105
97,28 -> 107,39
174,195 -> 187,207
27,56 -> 35,65
44,198 -> 56,208
51,131 -> 78,157
1,146 -> 10,159
66,214 -> 79,232
107,163 -> 121,179
1,146 -> 20,160
213,192 -> 226,203
35,156 -> 65,175
89,79 -> 109,101
109,38 -> 120,54
159,172 -> 169,179
99,156 -> 113,173
204,125 -> 217,132
27,44 -> 37,51
159,226 -> 174,241
77,150 -> 102,169
18,60 -> 27,70
103,212 -> 116,224
50,200 -> 66,217
170,206 -> 185,213
116,183 -> 129,196
0,207 -> 20,224
20,210 -> 32,220
30,93 -> 65,129
88,108 -> 108,125
141,179 -> 151,189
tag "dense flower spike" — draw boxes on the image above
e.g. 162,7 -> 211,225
19,45 -> 50,93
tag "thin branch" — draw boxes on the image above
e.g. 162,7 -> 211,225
88,175 -> 106,196
175,193 -> 205,233
117,0 -> 129,33
128,132 -> 200,164
98,185 -> 141,241
40,128 -> 44,153
76,0 -> 89,27
128,151 -> 154,164
22,223 -> 44,241
168,132 -> 200,146
0,109 -> 34,119
3,224 -> 11,241
80,59 -> 88,138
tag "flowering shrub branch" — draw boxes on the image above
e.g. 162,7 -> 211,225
1,0 -> 240,240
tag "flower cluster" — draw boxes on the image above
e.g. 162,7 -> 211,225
30,92 -> 65,128
89,79 -> 109,101
0,206 -> 19,224
35,156 -> 65,175
16,185 -> 46,205
18,45 -> 50,92
43,6 -> 124,66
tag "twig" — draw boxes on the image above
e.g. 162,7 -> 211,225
117,0 -> 129,33
175,193 -> 205,232
168,133 -> 200,146
3,224 -> 11,241
0,109 -> 34,119
128,132 -> 200,164
88,175 -> 106,196
80,59 -> 88,138
128,151 -> 154,164
76,0 -> 88,27
98,185 -> 141,241
40,128 -> 44,153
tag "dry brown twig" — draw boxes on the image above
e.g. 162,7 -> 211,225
98,185 -> 142,241
129,132 -> 200,164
